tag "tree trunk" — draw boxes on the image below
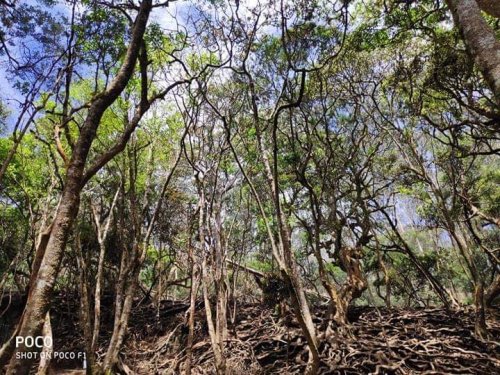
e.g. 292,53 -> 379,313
379,205 -> 460,310
3,185 -> 80,374
474,281 -> 488,339
91,189 -> 119,356
283,271 -> 320,375
185,265 -> 199,375
333,247 -> 368,327
445,0 -> 500,103
102,277 -> 137,373
0,225 -> 53,367
102,236 -> 139,373
477,0 -> 500,18
485,273 -> 500,306
76,230 -> 98,374
223,112 -> 320,374
36,312 -> 53,375
201,257 -> 226,375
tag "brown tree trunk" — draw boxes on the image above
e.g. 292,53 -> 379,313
445,0 -> 500,103
477,0 -> 500,18
91,189 -> 119,357
102,272 -> 137,373
185,264 -> 199,375
36,313 -> 53,375
101,198 -> 139,375
333,247 -> 368,327
195,185 -> 227,375
201,257 -> 226,375
474,281 -> 488,339
280,225 -> 320,375
379,205 -> 460,310
222,109 -> 320,374
76,230 -> 97,374
213,204 -> 228,356
0,226 -> 53,368
485,273 -> 500,306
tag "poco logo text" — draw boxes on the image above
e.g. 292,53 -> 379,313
15,336 -> 53,348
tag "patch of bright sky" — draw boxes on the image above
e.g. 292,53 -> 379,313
0,0 -> 74,129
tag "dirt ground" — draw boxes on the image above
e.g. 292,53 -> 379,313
1,294 -> 499,374
124,302 -> 500,374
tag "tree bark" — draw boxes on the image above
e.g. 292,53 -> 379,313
477,0 -> 500,18
36,312 -> 52,375
378,204 -> 460,311
185,264 -> 199,375
485,273 -> 500,306
91,189 -> 119,357
474,281 -> 488,339
445,0 -> 500,103
76,230 -> 97,374
102,267 -> 138,373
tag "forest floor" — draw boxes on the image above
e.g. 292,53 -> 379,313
1,293 -> 500,374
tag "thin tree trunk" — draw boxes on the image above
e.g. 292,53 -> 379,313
378,204 -> 459,310
102,274 -> 137,373
201,257 -> 226,375
91,189 -> 119,355
101,233 -> 132,373
185,264 -> 199,375
221,114 -> 320,374
474,281 -> 488,339
76,230 -> 97,374
36,312 -> 53,375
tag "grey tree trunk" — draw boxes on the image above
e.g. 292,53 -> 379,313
446,0 -> 500,103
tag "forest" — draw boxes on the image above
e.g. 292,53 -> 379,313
0,0 -> 499,374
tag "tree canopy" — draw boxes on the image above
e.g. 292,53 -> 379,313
0,1 -> 498,374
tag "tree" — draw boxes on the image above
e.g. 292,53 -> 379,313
0,1 -> 154,372
445,0 -> 500,103
0,1 -> 499,373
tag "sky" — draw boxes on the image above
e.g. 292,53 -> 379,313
0,0 -> 189,131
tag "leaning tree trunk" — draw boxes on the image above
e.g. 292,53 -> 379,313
279,224 -> 320,375
1,175 -> 83,374
0,222 -> 53,368
445,0 -> 500,103
201,257 -> 226,375
485,273 -> 500,307
101,212 -> 142,375
195,185 -> 227,375
91,189 -> 119,363
222,113 -> 321,375
378,204 -> 460,311
0,2 -> 153,372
